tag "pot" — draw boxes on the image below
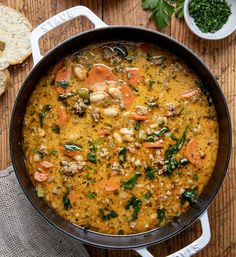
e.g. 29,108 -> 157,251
7,6 -> 231,257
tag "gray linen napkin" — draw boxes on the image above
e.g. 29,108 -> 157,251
0,167 -> 90,257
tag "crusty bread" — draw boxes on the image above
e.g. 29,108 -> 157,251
0,5 -> 32,68
0,69 -> 10,96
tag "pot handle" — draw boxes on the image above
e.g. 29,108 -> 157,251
135,211 -> 211,257
31,6 -> 107,65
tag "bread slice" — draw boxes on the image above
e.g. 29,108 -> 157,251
0,5 -> 32,68
0,68 -> 10,96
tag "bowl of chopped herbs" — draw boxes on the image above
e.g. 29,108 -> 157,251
184,0 -> 236,40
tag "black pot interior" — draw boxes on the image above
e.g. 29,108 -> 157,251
10,26 -> 232,249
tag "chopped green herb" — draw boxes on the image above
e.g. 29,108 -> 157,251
127,72 -> 131,80
135,121 -> 141,130
100,208 -> 118,221
118,147 -> 127,165
87,152 -> 97,164
189,0 -> 232,33
52,124 -> 60,134
125,196 -> 142,221
182,188 -> 198,204
87,191 -> 97,199
39,112 -> 46,127
122,171 -> 141,190
57,80 -> 69,88
149,80 -> 155,89
86,63 -> 93,69
145,166 -> 157,179
152,127 -> 169,137
157,208 -> 166,220
63,194 -> 71,210
146,136 -> 155,142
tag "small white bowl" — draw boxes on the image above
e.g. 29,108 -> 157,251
184,0 -> 236,40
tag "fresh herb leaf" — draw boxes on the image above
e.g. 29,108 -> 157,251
182,188 -> 198,204
146,136 -> 155,142
125,196 -> 142,221
135,121 -> 141,130
87,152 -> 97,164
118,148 -> 127,165
142,0 -> 175,29
122,172 -> 141,189
152,127 -> 169,137
57,80 -> 69,88
100,208 -> 118,221
149,80 -> 155,89
35,150 -> 45,159
157,208 -> 166,220
193,174 -> 199,181
174,0 -> 184,18
87,191 -> 97,199
39,105 -> 52,127
145,166 -> 157,179
52,124 -> 60,134
63,194 -> 71,210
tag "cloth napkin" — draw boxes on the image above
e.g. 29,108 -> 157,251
0,166 -> 90,257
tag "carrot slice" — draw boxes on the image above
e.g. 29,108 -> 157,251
126,69 -> 142,86
112,83 -> 134,106
98,180 -> 119,191
85,65 -> 116,87
57,106 -> 67,127
130,113 -> 149,121
55,66 -> 72,93
60,146 -> 81,157
182,88 -> 200,98
143,142 -> 164,148
186,138 -> 204,167
34,172 -> 48,182
51,61 -> 64,75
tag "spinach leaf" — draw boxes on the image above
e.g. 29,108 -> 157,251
145,166 -> 157,179
152,127 -> 169,137
122,172 -> 141,189
100,208 -> 118,221
182,188 -> 198,204
157,208 -> 166,220
63,194 -> 71,210
125,196 -> 142,221
118,147 -> 127,165
87,152 -> 97,164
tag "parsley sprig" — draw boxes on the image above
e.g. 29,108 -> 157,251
142,0 -> 184,29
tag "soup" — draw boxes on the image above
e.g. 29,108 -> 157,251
23,42 -> 218,235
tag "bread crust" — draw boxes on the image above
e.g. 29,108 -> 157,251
0,68 -> 10,96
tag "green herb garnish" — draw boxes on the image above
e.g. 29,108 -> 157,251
100,208 -> 118,221
157,208 -> 166,220
145,166 -> 157,179
182,188 -> 198,204
118,148 -> 127,165
64,144 -> 82,152
63,194 -> 71,210
143,192 -> 152,201
57,80 -> 69,88
135,121 -> 141,130
189,0 -> 232,33
152,127 -> 169,137
125,196 -> 142,221
87,152 -> 97,164
38,105 -> 52,127
122,172 -> 141,189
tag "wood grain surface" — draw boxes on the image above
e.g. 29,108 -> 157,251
0,0 -> 235,256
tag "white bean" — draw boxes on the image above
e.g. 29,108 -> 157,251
123,135 -> 134,142
90,91 -> 108,103
74,155 -> 83,161
103,108 -> 118,117
108,87 -> 121,99
33,153 -> 41,162
120,128 -> 134,135
113,132 -> 123,144
74,65 -> 86,80
38,128 -> 45,137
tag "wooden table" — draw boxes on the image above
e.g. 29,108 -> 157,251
0,0 -> 235,256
